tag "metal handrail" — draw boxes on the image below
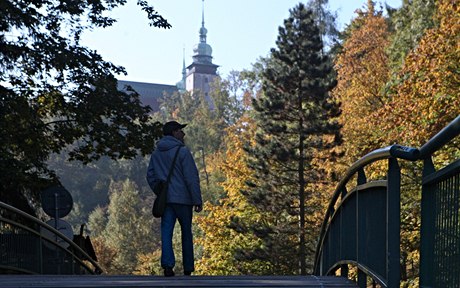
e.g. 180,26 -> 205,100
327,260 -> 387,287
314,114 -> 460,284
0,201 -> 103,274
0,216 -> 94,273
313,144 -> 418,272
419,115 -> 460,158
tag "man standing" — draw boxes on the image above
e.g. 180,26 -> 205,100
146,121 -> 203,277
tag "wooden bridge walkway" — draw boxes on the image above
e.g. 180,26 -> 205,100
0,275 -> 358,288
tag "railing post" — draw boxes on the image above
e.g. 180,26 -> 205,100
340,186 -> 347,271
387,158 -> 401,288
358,269 -> 367,288
358,168 -> 367,185
420,157 -> 436,287
38,223 -> 44,274
340,264 -> 348,278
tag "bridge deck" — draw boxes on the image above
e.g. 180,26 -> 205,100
0,275 -> 358,288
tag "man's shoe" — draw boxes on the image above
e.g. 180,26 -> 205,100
164,267 -> 175,277
184,271 -> 192,276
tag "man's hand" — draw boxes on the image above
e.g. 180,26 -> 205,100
194,205 -> 203,213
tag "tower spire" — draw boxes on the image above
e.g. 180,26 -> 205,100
182,45 -> 186,78
184,0 -> 218,95
193,0 -> 212,64
199,0 -> 207,43
175,45 -> 187,92
202,0 -> 205,29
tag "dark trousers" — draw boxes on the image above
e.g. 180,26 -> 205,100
161,204 -> 194,273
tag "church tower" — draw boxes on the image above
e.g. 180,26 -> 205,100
185,0 -> 218,97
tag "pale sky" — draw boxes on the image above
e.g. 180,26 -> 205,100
81,0 -> 401,86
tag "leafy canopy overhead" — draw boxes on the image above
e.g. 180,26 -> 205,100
0,0 -> 169,209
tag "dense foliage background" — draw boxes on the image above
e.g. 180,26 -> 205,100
1,0 -> 169,214
2,0 -> 459,285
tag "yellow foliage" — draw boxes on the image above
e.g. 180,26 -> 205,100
383,0 -> 460,147
333,3 -> 391,167
133,250 -> 162,275
195,116 -> 265,275
91,236 -> 118,275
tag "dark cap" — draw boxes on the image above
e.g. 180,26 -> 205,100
163,121 -> 187,136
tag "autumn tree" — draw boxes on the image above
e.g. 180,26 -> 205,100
88,179 -> 158,274
383,0 -> 459,146
245,3 -> 341,275
332,0 -> 391,168
384,3 -> 459,283
88,206 -> 107,238
386,0 -> 437,71
196,117 -> 273,275
332,0 -> 458,284
193,70 -> 265,274
47,151 -> 154,229
333,2 -> 423,281
0,0 -> 168,213
210,71 -> 247,127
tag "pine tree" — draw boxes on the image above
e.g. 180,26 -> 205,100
246,3 -> 341,275
306,0 -> 339,51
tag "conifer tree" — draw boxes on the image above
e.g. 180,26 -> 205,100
245,3 -> 341,275
306,0 -> 339,51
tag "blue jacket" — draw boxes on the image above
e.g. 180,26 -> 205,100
146,136 -> 202,206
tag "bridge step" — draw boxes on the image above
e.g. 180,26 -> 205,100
0,275 -> 358,288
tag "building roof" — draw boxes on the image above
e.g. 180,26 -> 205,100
117,80 -> 178,111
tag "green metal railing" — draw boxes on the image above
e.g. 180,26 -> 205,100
314,115 -> 460,288
419,116 -> 460,287
0,201 -> 103,275
313,145 -> 414,287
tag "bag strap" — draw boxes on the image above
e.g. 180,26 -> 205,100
165,146 -> 182,184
